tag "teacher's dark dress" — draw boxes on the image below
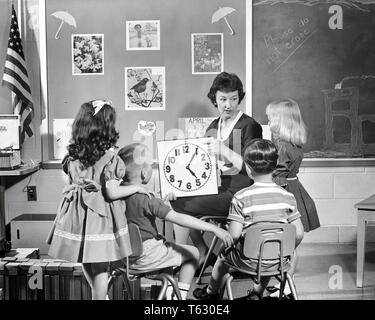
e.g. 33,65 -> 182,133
171,113 -> 262,217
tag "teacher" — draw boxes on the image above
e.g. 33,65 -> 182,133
170,72 -> 263,267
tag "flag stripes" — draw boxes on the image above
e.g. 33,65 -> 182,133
1,4 -> 34,144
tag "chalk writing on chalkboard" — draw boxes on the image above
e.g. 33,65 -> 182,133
263,17 -> 318,72
253,0 -> 375,12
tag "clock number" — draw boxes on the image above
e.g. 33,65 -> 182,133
202,172 -> 207,179
195,147 -> 198,155
168,156 -> 176,164
183,145 -> 189,153
195,179 -> 201,187
165,165 -> 171,173
177,180 -> 182,188
170,175 -> 175,182
205,162 -> 210,170
175,148 -> 180,156
201,153 -> 206,161
186,182 -> 192,190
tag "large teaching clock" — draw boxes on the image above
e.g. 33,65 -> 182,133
157,138 -> 218,198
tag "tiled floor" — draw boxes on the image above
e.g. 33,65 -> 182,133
189,243 -> 375,300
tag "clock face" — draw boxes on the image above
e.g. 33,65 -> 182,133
163,143 -> 212,192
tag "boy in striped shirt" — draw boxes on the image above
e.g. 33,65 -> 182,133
193,139 -> 304,300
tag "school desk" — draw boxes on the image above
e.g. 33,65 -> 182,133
0,162 -> 41,253
355,194 -> 375,287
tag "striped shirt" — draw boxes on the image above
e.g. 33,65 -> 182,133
228,182 -> 301,229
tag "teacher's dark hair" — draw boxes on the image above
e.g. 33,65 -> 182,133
207,72 -> 245,107
243,139 -> 278,174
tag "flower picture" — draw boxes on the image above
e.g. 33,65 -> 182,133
192,33 -> 223,74
72,34 -> 104,75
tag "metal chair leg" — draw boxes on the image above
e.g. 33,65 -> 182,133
155,274 -> 182,300
163,273 -> 182,300
196,235 -> 219,284
225,275 -> 234,300
286,273 -> 298,300
156,277 -> 169,300
279,275 -> 286,300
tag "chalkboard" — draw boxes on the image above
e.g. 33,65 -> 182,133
252,0 -> 375,158
45,0 -> 247,160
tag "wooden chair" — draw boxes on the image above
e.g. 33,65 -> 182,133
108,223 -> 182,300
223,222 -> 298,300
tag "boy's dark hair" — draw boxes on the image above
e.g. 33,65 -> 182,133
118,143 -> 147,182
243,139 -> 278,174
207,72 -> 245,107
68,101 -> 119,168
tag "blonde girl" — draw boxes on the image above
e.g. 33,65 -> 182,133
266,99 -> 320,232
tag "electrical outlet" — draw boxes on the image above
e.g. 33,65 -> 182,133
27,186 -> 37,201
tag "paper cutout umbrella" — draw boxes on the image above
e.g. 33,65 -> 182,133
212,7 -> 236,35
51,11 -> 77,39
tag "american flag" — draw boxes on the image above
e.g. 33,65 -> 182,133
2,4 -> 34,144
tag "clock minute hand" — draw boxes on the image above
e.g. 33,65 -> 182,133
186,148 -> 197,169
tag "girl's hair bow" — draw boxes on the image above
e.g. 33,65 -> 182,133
92,99 -> 113,116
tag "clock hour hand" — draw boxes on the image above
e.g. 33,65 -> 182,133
186,167 -> 198,179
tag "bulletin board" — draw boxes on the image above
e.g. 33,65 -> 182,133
45,0 -> 247,160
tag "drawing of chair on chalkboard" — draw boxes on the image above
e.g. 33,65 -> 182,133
322,87 -> 360,157
323,85 -> 375,157
358,114 -> 375,156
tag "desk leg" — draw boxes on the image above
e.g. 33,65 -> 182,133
356,213 -> 366,288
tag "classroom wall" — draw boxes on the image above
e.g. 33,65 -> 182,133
4,166 -> 375,244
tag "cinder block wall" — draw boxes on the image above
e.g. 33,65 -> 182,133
4,166 -> 375,244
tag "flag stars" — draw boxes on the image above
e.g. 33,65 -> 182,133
10,42 -> 13,46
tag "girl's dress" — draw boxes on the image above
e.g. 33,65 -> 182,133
273,139 -> 320,232
47,150 -> 132,263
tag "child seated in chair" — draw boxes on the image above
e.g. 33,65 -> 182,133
193,139 -> 304,300
117,143 -> 233,300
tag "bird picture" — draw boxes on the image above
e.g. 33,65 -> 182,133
125,67 -> 165,110
130,78 -> 149,98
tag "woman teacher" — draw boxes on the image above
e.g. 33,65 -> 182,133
170,72 -> 263,269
